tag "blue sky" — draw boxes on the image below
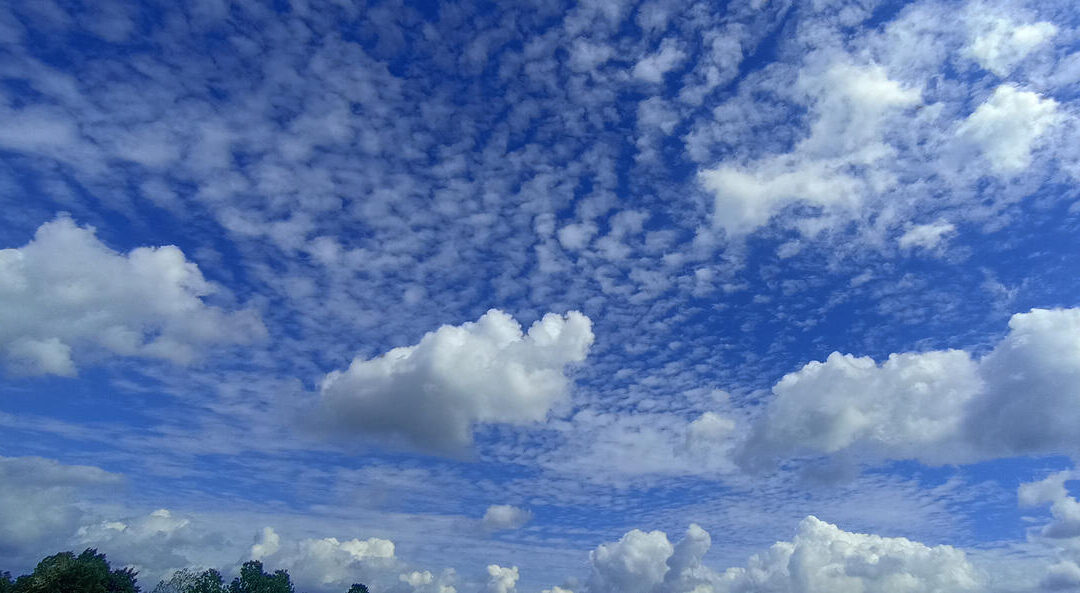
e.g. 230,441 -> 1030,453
2,0 -> 1080,591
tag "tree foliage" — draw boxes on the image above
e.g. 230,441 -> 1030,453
5,549 -> 139,593
7,550 -> 370,593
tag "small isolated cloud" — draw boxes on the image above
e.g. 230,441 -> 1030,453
743,307 -> 1080,468
314,309 -> 594,455
0,216 -> 265,376
632,39 -> 686,83
486,564 -> 518,593
898,220 -> 956,251
966,14 -> 1058,77
482,505 -> 532,531
957,85 -> 1061,175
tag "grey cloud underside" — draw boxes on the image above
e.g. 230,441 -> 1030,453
313,309 -> 594,454
742,307 -> 1080,467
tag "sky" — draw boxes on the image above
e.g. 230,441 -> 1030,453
1,0 -> 1080,591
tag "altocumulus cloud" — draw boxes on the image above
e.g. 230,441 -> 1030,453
742,307 -> 1080,467
314,309 -> 593,454
0,216 -> 265,376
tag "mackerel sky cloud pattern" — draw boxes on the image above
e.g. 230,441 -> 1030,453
1,0 -> 1080,592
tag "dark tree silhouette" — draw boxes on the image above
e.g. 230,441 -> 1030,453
227,561 -> 293,593
153,568 -> 227,593
7,549 -> 139,593
346,585 -> 370,593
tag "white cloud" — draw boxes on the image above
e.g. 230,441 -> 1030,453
568,39 -> 614,73
898,220 -> 956,251
698,60 -> 920,238
558,223 -> 598,251
482,505 -> 532,531
0,216 -> 265,376
251,526 -> 281,560
314,309 -> 593,454
583,518 -> 978,593
744,349 -> 980,465
716,516 -> 980,593
0,456 -> 121,562
266,533 -> 396,592
486,564 -> 518,593
966,14 -> 1058,77
744,308 -> 1080,467
401,570 -> 434,587
632,39 -> 686,83
1019,471 -> 1080,541
957,85 -> 1061,175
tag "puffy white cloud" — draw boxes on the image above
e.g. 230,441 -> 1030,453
898,221 -> 956,251
717,516 -> 980,593
745,350 -> 980,465
74,509 -> 215,582
264,533 -> 396,592
481,505 -> 532,531
744,308 -> 1080,467
400,570 -> 434,587
587,528 -> 673,593
963,308 -> 1080,458
251,526 -> 281,560
632,39 -> 686,83
1019,471 -> 1080,541
584,518 -> 978,593
486,564 -> 518,593
0,216 -> 265,376
957,85 -> 1061,175
314,309 -> 593,454
966,14 -> 1058,77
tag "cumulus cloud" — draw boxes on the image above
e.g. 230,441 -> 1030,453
251,526 -> 281,560
314,309 -> 593,454
956,85 -> 1061,175
587,528 -> 673,593
1019,471 -> 1080,541
966,14 -> 1058,77
744,307 -> 1080,467
0,216 -> 265,376
481,505 -> 532,531
583,517 -> 977,593
75,509 -> 216,582
716,516 -> 979,593
256,530 -> 396,592
485,565 -> 518,593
